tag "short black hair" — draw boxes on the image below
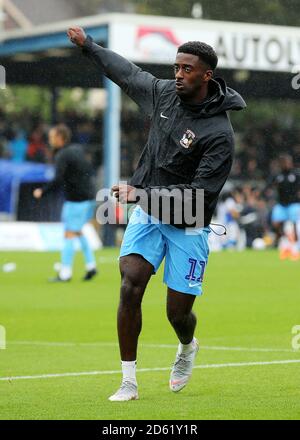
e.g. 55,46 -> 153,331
177,41 -> 218,70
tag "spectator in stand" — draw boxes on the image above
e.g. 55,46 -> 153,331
7,129 -> 28,163
245,159 -> 264,181
76,120 -> 94,145
27,127 -> 49,163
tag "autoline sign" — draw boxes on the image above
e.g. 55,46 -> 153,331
112,18 -> 300,73
215,33 -> 300,72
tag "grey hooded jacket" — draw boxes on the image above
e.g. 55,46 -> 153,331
83,36 -> 246,227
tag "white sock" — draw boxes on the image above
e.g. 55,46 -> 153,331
121,360 -> 137,385
86,262 -> 96,271
59,265 -> 72,280
179,337 -> 196,355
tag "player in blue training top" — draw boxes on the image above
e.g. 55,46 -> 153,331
33,124 -> 98,281
68,26 -> 246,401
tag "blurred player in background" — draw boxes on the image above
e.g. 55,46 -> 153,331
33,124 -> 98,281
68,26 -> 246,402
270,154 -> 300,260
215,189 -> 242,249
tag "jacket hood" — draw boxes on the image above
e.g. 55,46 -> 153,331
180,77 -> 246,118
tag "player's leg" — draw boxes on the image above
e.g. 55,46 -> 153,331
77,201 -> 97,279
167,289 -> 199,392
272,221 -> 284,244
118,254 -> 153,360
271,203 -> 286,249
50,201 -> 78,281
77,231 -> 97,280
108,254 -> 154,402
57,200 -> 97,281
288,203 -> 300,260
109,206 -> 165,401
53,229 -> 77,281
160,224 -> 210,392
167,289 -> 197,345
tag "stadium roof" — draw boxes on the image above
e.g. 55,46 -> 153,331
0,14 -> 112,88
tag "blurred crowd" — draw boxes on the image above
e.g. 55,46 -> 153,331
1,108 -> 300,250
0,108 -> 147,176
211,184 -> 275,250
1,109 -> 299,181
231,120 -> 300,181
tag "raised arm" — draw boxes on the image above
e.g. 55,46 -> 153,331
68,26 -> 169,117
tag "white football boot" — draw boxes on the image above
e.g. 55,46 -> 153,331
108,381 -> 139,402
169,337 -> 199,392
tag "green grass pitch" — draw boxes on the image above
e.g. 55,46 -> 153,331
0,248 -> 299,420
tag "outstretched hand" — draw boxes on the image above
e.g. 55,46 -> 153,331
67,26 -> 87,47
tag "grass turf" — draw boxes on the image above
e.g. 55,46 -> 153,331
0,249 -> 299,420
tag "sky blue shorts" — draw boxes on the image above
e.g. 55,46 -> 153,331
271,203 -> 300,223
120,206 -> 210,296
62,200 -> 96,232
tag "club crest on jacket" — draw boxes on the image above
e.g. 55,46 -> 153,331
180,129 -> 196,148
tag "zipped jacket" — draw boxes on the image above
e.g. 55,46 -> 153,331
83,36 -> 246,227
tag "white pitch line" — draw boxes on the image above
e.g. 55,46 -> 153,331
9,341 -> 116,348
201,346 -> 294,353
1,359 -> 300,382
7,341 -> 295,353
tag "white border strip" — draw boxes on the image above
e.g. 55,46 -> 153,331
1,359 -> 300,382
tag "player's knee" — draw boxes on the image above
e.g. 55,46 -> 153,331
120,274 -> 144,308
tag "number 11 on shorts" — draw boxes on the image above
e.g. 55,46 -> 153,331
185,258 -> 206,283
